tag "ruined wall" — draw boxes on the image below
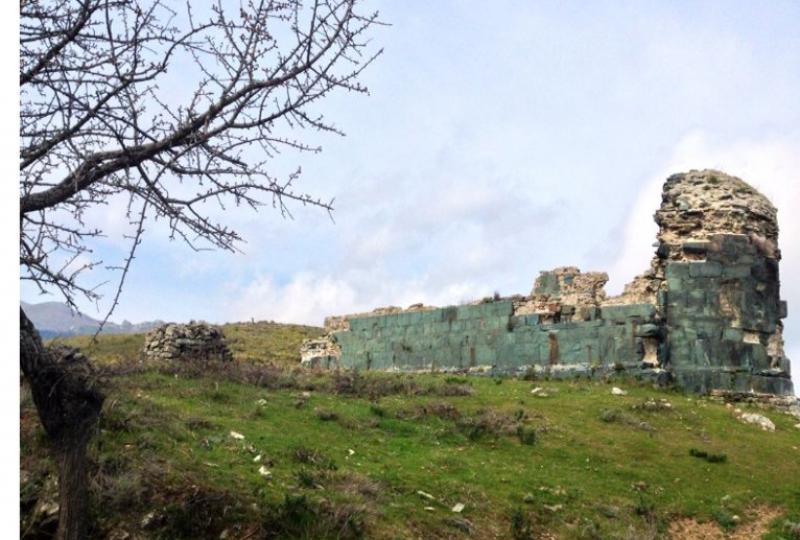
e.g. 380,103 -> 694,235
332,299 -> 661,378
142,322 -> 232,363
315,170 -> 793,396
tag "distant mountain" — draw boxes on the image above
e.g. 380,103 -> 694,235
21,301 -> 163,338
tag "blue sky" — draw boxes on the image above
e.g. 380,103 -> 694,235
20,1 -> 800,373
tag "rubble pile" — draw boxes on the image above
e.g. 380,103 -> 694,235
142,322 -> 232,363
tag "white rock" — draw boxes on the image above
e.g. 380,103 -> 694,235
451,503 -> 465,513
258,465 -> 272,478
40,501 -> 60,517
253,454 -> 262,463
531,387 -> 543,395
417,490 -> 436,501
230,431 -> 245,440
794,423 -> 800,430
611,387 -> 627,396
739,413 -> 775,432
140,511 -> 156,528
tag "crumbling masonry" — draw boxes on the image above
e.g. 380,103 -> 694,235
302,170 -> 793,395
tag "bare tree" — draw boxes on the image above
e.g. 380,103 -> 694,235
19,0 -> 382,537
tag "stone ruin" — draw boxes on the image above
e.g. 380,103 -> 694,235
305,170 -> 794,396
142,321 -> 232,363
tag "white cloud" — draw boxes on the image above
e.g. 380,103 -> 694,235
226,268 -> 494,327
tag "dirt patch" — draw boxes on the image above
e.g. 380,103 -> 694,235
668,506 -> 782,540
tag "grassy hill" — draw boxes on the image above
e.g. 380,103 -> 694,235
20,347 -> 800,539
48,320 -> 324,367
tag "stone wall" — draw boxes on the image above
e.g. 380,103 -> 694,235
333,298 -> 662,379
142,322 -> 232,363
312,170 -> 793,396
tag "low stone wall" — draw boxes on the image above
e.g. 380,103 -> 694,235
142,322 -> 232,363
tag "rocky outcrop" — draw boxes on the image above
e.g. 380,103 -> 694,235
142,322 -> 232,363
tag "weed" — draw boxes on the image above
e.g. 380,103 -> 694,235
407,402 -> 461,422
296,468 -> 317,488
315,408 -> 338,422
599,409 -> 654,432
521,366 -> 539,381
433,382 -> 473,396
456,410 -> 519,441
510,507 -> 535,540
516,426 -> 537,446
633,493 -> 655,518
369,404 -> 386,417
689,448 -> 727,463
260,494 -> 366,540
292,446 -> 337,470
160,487 -> 243,539
711,508 -> 737,531
184,417 -> 216,431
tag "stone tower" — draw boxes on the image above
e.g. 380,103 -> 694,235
643,170 -> 791,394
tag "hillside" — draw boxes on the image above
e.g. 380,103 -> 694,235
50,320 -> 324,367
20,359 -> 800,539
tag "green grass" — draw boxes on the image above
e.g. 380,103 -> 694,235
20,367 -> 800,539
50,320 -> 324,367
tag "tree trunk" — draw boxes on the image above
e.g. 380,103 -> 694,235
20,308 -> 104,540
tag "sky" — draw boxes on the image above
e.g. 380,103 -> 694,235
20,1 -> 800,374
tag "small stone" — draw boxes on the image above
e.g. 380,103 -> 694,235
424,506 -> 435,511
253,454 -> 262,463
258,465 -> 272,478
611,387 -> 627,396
738,412 -> 775,432
141,511 -> 159,529
417,490 -> 436,501
40,501 -> 59,517
523,493 -> 535,504
451,503 -> 465,513
230,431 -> 245,440
794,423 -> 800,430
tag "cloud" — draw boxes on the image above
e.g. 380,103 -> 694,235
226,270 -> 485,326
607,131 -> 800,379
